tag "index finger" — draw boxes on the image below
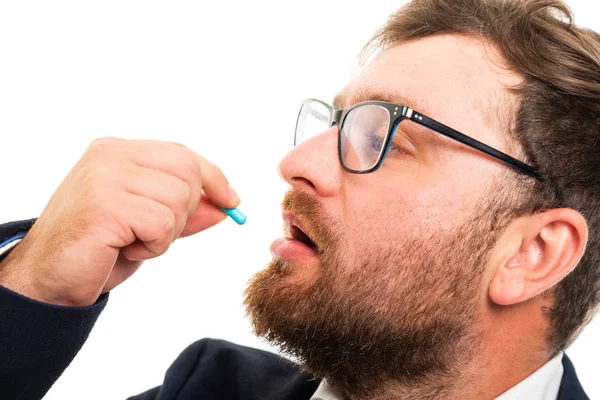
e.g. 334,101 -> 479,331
122,139 -> 241,210
195,153 -> 241,209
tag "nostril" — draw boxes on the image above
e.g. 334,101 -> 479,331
292,176 -> 316,190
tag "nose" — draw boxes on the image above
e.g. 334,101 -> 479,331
278,125 -> 342,197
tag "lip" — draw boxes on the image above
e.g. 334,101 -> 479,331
282,212 -> 314,245
269,212 -> 319,263
270,237 -> 319,263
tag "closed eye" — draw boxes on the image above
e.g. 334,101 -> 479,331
387,142 -> 406,155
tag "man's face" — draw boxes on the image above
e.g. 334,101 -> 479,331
245,34 -> 522,396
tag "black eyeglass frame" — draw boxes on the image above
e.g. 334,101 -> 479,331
295,98 -> 542,180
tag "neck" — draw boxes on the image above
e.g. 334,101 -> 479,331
339,347 -> 550,400
339,303 -> 552,400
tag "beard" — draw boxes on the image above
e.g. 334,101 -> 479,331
244,189 -> 509,399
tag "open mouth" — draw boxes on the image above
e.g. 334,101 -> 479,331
271,213 -> 321,262
290,224 -> 317,250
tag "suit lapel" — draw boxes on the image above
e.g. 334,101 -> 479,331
558,355 -> 589,400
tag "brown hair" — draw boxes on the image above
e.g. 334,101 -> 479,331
365,0 -> 600,354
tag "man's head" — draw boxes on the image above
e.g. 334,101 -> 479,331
245,0 -> 599,397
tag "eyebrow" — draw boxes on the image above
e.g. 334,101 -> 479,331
332,86 -> 431,115
332,86 -> 449,149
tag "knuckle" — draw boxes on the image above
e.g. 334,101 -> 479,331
189,154 -> 203,176
169,141 -> 188,149
182,153 -> 204,186
87,137 -> 120,157
158,210 -> 176,239
151,240 -> 171,257
144,241 -> 168,259
176,181 -> 192,205
90,136 -> 119,148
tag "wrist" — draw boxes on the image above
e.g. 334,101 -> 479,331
0,243 -> 83,306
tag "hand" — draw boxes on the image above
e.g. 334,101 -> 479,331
0,137 -> 240,306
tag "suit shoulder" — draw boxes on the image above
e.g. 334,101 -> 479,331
189,338 -> 295,366
159,338 -> 319,400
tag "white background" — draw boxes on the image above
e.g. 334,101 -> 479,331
0,1 -> 598,399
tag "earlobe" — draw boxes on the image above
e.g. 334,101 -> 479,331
488,208 -> 588,306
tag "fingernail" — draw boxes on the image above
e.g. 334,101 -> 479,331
229,185 -> 240,203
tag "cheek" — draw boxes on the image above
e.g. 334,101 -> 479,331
342,189 -> 423,262
409,157 -> 493,229
342,173 -> 487,262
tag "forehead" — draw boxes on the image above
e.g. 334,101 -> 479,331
337,34 -> 522,150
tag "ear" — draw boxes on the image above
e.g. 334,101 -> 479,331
488,208 -> 588,306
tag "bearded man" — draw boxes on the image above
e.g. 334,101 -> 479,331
1,0 -> 598,399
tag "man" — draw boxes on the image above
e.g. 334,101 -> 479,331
1,0 -> 598,398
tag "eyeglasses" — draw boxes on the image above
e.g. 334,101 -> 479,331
295,98 -> 542,179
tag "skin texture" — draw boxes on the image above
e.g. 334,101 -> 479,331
0,34 -> 588,399
245,34 -> 588,399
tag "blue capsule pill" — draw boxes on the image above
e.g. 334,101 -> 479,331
220,207 -> 247,225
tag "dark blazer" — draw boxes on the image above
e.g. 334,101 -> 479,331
0,219 -> 590,400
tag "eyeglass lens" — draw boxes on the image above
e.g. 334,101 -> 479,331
339,105 -> 390,171
295,100 -> 331,145
295,100 -> 392,172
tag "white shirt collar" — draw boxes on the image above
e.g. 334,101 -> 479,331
311,379 -> 343,400
495,352 -> 564,400
310,352 -> 564,400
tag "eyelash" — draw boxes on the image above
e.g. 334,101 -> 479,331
368,134 -> 407,156
388,142 -> 405,155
